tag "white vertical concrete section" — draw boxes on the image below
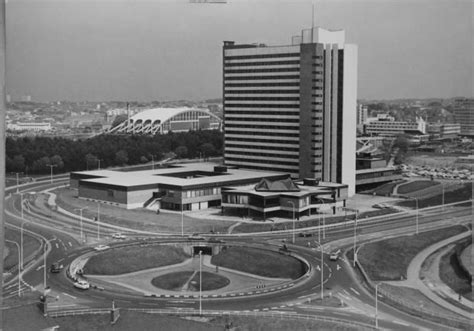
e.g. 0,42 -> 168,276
342,44 -> 358,196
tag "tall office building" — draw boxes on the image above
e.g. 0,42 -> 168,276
453,97 -> 474,137
223,27 -> 358,195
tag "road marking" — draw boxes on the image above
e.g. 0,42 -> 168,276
350,287 -> 360,296
55,243 -> 59,249
68,242 -> 72,247
343,289 -> 350,295
36,265 -> 44,271
333,312 -> 350,316
62,292 -> 77,299
57,258 -> 64,263
316,265 -> 321,271
336,264 -> 341,271
392,320 -> 410,326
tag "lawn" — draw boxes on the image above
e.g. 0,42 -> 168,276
439,238 -> 472,301
211,246 -> 306,279
397,180 -> 440,194
368,180 -> 406,196
357,225 -> 467,281
2,304 -> 367,331
151,271 -> 194,291
84,244 -> 190,275
397,182 -> 472,209
4,228 -> 42,270
189,271 -> 230,291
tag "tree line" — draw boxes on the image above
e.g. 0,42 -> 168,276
6,130 -> 223,175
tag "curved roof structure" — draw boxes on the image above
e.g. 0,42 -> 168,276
108,107 -> 222,135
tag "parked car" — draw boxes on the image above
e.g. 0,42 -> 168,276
73,280 -> 90,290
94,245 -> 110,251
112,233 -> 126,240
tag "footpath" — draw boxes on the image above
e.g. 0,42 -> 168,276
383,230 -> 472,319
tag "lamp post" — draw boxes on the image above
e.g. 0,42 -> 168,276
353,209 -> 358,267
15,172 -> 22,193
5,240 -> 21,297
288,201 -> 296,244
20,221 -> 27,270
43,238 -> 56,293
409,197 -> 419,235
181,203 -> 184,237
199,250 -> 202,315
19,192 -> 24,219
74,207 -> 87,242
313,241 -> 324,300
316,198 -> 326,240
97,202 -> 100,240
97,159 -> 101,170
375,283 -> 380,329
46,164 -> 57,184
151,155 -> 155,170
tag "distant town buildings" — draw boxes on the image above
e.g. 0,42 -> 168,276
453,97 -> 474,137
357,104 -> 368,125
427,122 -> 461,140
108,107 -> 222,135
223,27 -> 358,195
364,114 -> 426,137
7,122 -> 52,132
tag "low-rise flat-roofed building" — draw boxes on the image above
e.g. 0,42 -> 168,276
7,122 -> 52,131
70,163 -> 288,211
221,177 -> 348,220
427,122 -> 461,140
364,115 -> 426,137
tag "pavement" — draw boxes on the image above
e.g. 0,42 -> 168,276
382,230 -> 472,319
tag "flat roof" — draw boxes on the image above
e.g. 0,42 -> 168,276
224,181 -> 345,198
356,167 -> 397,175
73,163 -> 288,189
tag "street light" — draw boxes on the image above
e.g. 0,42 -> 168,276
46,164 -> 57,184
287,201 -> 296,244
74,207 -> 87,242
181,203 -> 184,237
43,238 -> 56,293
408,197 -> 419,235
15,172 -> 23,193
199,250 -> 202,315
151,155 -> 155,170
5,240 -> 21,297
313,240 -> 324,301
343,207 -> 359,267
375,283 -> 380,329
315,198 -> 326,240
97,159 -> 102,170
97,202 -> 101,240
19,192 -> 25,219
20,221 -> 27,270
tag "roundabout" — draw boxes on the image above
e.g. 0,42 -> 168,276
68,241 -> 314,300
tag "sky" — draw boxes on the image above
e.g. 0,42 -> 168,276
5,0 -> 473,102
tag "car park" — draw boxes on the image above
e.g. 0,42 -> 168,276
94,245 -> 110,251
73,280 -> 90,290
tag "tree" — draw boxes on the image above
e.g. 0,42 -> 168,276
85,153 -> 99,170
50,155 -> 65,169
199,143 -> 216,160
10,155 -> 25,172
115,150 -> 128,165
175,146 -> 188,159
31,156 -> 51,174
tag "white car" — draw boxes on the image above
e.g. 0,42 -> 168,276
94,245 -> 110,251
73,280 -> 90,290
112,233 -> 126,240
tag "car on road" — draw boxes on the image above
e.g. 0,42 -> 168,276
73,280 -> 90,290
188,233 -> 205,241
50,262 -> 63,273
112,233 -> 126,240
94,244 -> 110,251
329,250 -> 340,261
298,232 -> 313,237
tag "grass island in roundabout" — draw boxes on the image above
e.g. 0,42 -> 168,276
75,241 -> 310,297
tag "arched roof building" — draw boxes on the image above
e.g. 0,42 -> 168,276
109,107 -> 222,135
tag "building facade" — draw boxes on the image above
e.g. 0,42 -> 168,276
453,98 -> 474,137
364,115 -> 426,137
427,123 -> 461,140
357,104 -> 368,125
223,27 -> 357,195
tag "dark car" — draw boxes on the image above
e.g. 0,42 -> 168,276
50,262 -> 63,273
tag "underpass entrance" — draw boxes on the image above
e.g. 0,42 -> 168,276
193,246 -> 212,256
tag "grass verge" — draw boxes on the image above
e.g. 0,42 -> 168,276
211,246 -> 306,279
368,180 -> 406,196
357,225 -> 467,281
84,244 -> 190,275
439,238 -> 472,301
4,228 -> 41,270
189,271 -> 230,291
397,182 -> 472,209
151,271 -> 194,291
397,180 -> 440,194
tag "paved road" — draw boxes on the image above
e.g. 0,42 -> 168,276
3,179 -> 471,330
